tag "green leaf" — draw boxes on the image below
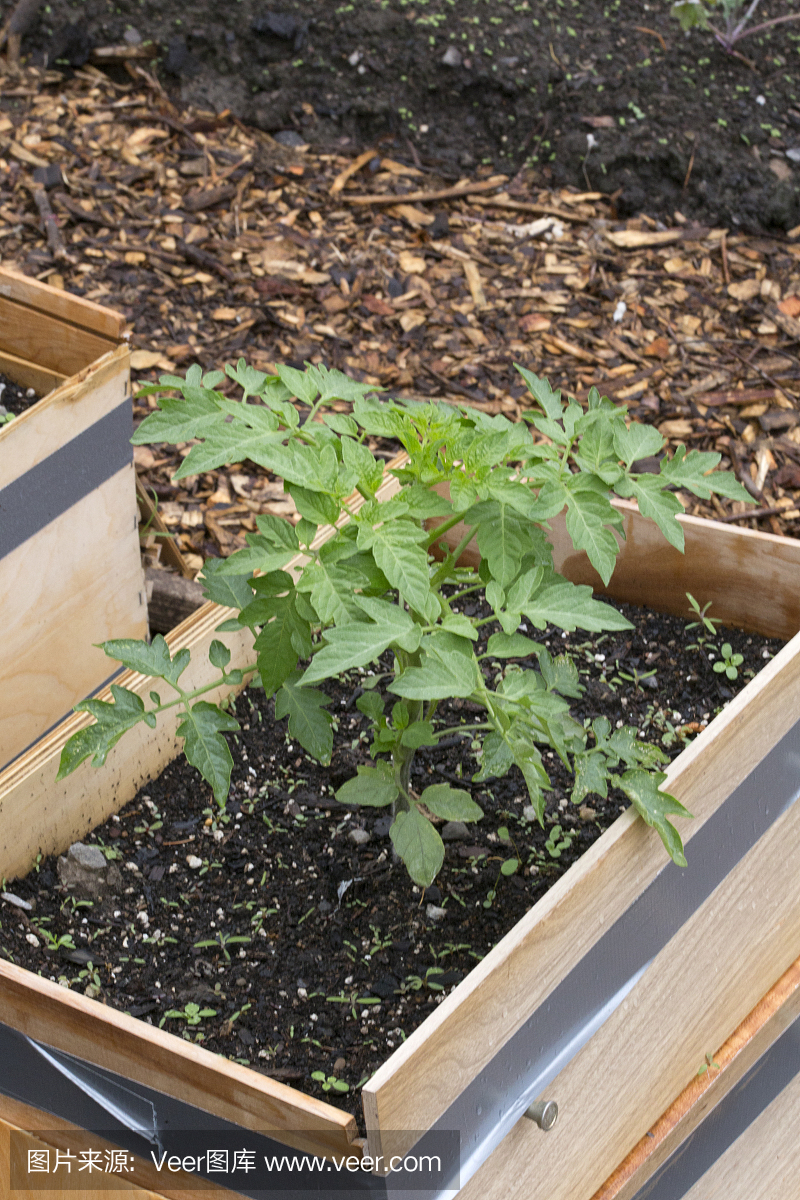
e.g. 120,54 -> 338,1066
440,612 -> 479,641
301,601 -> 422,685
356,690 -> 384,721
322,412 -> 359,437
176,701 -> 239,805
358,520 -> 431,613
275,363 -> 320,406
274,672 -> 333,764
253,596 -> 311,697
571,750 -> 609,806
400,720 -> 438,748
390,808 -> 445,887
615,474 -> 685,552
208,640 -> 231,670
473,730 -> 514,781
420,784 -> 483,823
475,503 -> 527,587
537,649 -> 583,698
215,539 -> 296,578
390,631 -> 480,700
101,636 -> 190,689
288,484 -> 340,527
659,446 -> 752,504
515,364 -> 563,422
564,492 -> 621,586
523,582 -> 633,632
198,559 -> 254,611
336,766 -> 399,808
613,421 -> 664,468
617,770 -> 692,867
486,632 -> 544,658
57,685 -> 148,778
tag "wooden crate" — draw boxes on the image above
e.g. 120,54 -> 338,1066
592,953 -> 800,1200
0,268 -> 146,769
2,478 -> 800,1198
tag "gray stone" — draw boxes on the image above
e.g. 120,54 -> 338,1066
426,905 -> 448,922
442,47 -> 462,67
348,828 -> 370,846
123,27 -> 142,45
57,842 -> 121,897
1,891 -> 34,912
441,821 -> 469,842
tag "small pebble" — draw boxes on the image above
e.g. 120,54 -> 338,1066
441,821 -> 469,842
426,905 -> 448,922
348,828 -> 370,846
333,1057 -> 346,1071
26,933 -> 40,948
186,855 -> 203,869
2,892 -> 34,912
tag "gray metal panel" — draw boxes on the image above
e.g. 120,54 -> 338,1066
0,400 -> 133,558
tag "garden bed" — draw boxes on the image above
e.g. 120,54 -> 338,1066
0,596 -> 784,1119
3,487 -> 800,1199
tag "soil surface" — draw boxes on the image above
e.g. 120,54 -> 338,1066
23,0 -> 800,233
2,597 -> 782,1126
0,370 -> 37,420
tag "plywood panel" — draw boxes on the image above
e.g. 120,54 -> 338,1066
0,346 -> 129,489
594,956 -> 800,1200
680,1071 -> 800,1200
0,464 -> 146,769
0,349 -> 66,397
0,268 -> 127,340
0,295 -> 117,378
0,1093 -> 237,1199
0,963 -> 362,1161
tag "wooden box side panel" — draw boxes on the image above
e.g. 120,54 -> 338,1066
0,962 -> 361,1160
550,501 -> 800,642
593,956 -> 800,1200
0,295 -> 118,379
0,346 -> 129,489
0,268 -> 126,340
0,463 -> 147,770
363,513 -> 800,1159
457,794 -> 800,1200
0,349 -> 67,397
0,1093 -> 242,1199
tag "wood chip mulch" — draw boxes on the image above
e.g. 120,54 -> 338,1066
3,62 -> 800,576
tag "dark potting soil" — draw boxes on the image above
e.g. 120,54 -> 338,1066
0,371 -> 39,422
19,0 -> 800,233
1,598 -> 783,1125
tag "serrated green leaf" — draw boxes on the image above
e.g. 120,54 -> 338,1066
473,729 -> 514,781
322,412 -> 359,437
475,503 -> 527,587
389,631 -> 480,700
400,720 -> 438,748
523,582 -> 633,632
537,648 -> 583,698
57,685 -> 148,778
356,691 -> 385,721
253,595 -> 310,696
274,672 -> 333,764
515,364 -> 563,422
420,784 -> 483,823
390,808 -> 445,887
614,473 -> 686,551
613,421 -> 664,468
571,749 -> 609,805
564,494 -> 621,586
252,513 -> 300,550
336,766 -> 399,808
358,520 -> 431,613
101,636 -> 190,689
176,701 -> 239,805
301,602 -> 421,685
486,632 -> 544,658
199,559 -> 254,611
616,770 -> 692,867
215,539 -> 296,578
289,484 -> 340,527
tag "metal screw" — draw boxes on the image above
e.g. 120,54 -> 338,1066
523,1099 -> 558,1131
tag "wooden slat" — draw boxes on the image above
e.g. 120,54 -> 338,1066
0,295 -> 117,378
0,348 -> 66,397
432,495 -> 800,641
0,464 -> 147,770
363,552 -> 800,1168
0,345 -> 129,488
0,962 -> 361,1162
593,955 -> 800,1200
681,1068 -> 800,1198
0,267 -> 126,340
0,1093 -> 239,1199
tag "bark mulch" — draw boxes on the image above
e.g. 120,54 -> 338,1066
1,64 -> 800,574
